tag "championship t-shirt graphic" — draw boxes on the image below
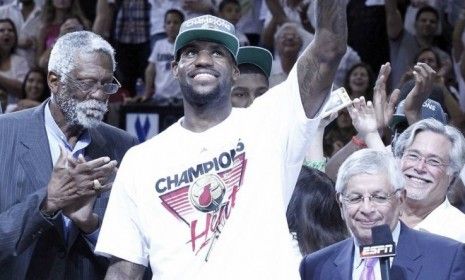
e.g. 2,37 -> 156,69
155,140 -> 247,261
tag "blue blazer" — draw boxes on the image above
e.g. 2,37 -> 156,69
0,102 -> 138,280
300,223 -> 465,280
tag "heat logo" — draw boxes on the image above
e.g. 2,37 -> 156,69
189,174 -> 226,213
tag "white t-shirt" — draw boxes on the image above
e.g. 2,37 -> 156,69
147,38 -> 181,99
414,198 -> 465,243
95,66 -> 320,279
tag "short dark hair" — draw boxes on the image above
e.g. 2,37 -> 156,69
238,63 -> 268,81
414,47 -> 442,70
218,0 -> 241,12
165,9 -> 185,23
415,5 -> 439,22
286,167 -> 349,255
0,18 -> 18,54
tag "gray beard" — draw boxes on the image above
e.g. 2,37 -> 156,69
53,88 -> 108,128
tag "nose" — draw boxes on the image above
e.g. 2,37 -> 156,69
359,197 -> 375,213
413,157 -> 428,172
194,50 -> 214,66
90,84 -> 109,101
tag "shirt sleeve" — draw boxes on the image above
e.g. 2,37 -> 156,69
95,148 -> 149,266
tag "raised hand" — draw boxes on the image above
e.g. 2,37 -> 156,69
403,62 -> 436,124
373,62 -> 400,130
348,97 -> 385,150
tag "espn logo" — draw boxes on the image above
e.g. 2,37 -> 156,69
360,244 -> 396,259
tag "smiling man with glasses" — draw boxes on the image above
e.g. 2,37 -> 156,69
300,149 -> 465,280
393,118 -> 465,244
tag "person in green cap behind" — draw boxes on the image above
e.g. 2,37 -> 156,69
231,46 -> 273,108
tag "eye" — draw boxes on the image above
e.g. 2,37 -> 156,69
426,158 -> 442,166
372,194 -> 388,203
406,153 -> 420,161
212,49 -> 225,57
232,92 -> 246,98
345,194 -> 362,204
182,48 -> 197,58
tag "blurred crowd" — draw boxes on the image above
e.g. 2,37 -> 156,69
1,0 -> 465,147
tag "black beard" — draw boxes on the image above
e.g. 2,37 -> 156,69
180,82 -> 227,107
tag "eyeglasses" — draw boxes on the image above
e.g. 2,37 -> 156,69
340,189 -> 400,205
60,72 -> 121,95
402,151 -> 449,168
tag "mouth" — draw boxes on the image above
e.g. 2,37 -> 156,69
405,174 -> 432,184
356,219 -> 379,228
190,70 -> 219,82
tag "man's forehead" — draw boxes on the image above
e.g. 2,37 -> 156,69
346,172 -> 392,191
182,40 -> 230,50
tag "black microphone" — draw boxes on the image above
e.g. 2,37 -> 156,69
359,224 -> 396,280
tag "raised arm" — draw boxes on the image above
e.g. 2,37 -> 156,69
385,0 -> 404,40
297,0 -> 347,118
452,9 -> 465,62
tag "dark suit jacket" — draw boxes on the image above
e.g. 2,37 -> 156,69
0,102 -> 138,280
300,223 -> 465,280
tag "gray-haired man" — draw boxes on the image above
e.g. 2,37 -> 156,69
0,31 -> 138,279
393,118 -> 465,243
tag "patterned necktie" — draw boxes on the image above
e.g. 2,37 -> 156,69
359,258 -> 378,280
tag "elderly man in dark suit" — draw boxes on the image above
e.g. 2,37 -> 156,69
0,31 -> 138,279
300,149 -> 465,280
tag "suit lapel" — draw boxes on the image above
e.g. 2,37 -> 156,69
17,102 -> 67,242
334,239 -> 354,280
18,103 -> 53,193
392,223 -> 423,279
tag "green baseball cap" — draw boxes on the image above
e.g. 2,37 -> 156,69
237,46 -> 273,78
174,15 -> 239,61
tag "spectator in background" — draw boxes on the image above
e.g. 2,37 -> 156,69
112,0 -> 151,96
269,22 -> 311,87
323,109 -> 357,157
346,0 -> 392,76
217,0 -> 249,46
231,46 -> 272,108
344,62 -> 375,101
452,9 -> 465,112
399,47 -> 465,130
135,9 -> 184,104
0,18 -> 29,107
287,166 -> 348,257
0,0 -> 43,67
385,2 -> 452,90
38,15 -> 85,69
37,0 -> 90,64
5,67 -> 49,113
393,118 -> 465,244
300,149 -> 465,280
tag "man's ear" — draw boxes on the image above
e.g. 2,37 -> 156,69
48,71 -> 59,94
232,64 -> 240,82
171,61 -> 179,79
